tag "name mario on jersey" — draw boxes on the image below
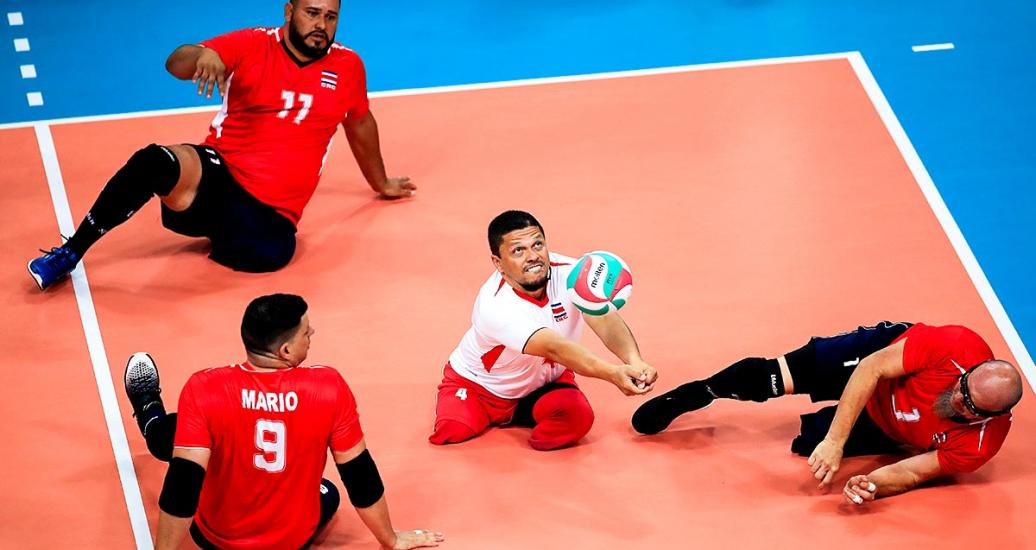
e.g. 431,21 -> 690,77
242,389 -> 299,412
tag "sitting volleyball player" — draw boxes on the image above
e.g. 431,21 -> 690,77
125,294 -> 443,549
429,210 -> 659,451
633,321 -> 1023,505
28,0 -> 416,289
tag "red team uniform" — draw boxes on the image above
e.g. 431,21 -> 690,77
200,27 -> 370,224
174,363 -> 363,549
866,323 -> 1012,473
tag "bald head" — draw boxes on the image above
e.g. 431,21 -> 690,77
968,360 -> 1023,414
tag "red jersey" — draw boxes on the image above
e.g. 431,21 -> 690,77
866,324 -> 1012,474
200,27 -> 370,224
174,363 -> 364,549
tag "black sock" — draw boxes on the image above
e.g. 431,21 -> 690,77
144,411 -> 176,462
64,144 -> 180,256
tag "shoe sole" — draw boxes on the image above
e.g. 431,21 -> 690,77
26,260 -> 45,291
124,352 -> 160,397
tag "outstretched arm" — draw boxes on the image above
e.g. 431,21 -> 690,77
583,311 -> 657,389
843,451 -> 944,505
524,327 -> 653,395
333,440 -> 443,549
165,45 -> 227,98
343,112 -> 416,199
809,338 -> 908,488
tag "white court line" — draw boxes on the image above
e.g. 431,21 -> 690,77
912,43 -> 955,52
0,52 -> 854,131
847,52 -> 1036,390
34,124 -> 155,550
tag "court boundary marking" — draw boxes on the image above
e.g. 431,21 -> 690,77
24,50 -> 1035,549
34,124 -> 154,549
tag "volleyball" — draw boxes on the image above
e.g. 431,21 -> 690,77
565,251 -> 633,315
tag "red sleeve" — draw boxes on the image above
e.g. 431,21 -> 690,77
937,416 -> 1012,474
200,28 -> 261,74
173,374 -> 212,449
900,326 -> 940,374
346,55 -> 370,121
329,373 -> 364,452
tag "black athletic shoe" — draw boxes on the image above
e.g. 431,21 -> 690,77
124,352 -> 165,436
632,381 -> 714,435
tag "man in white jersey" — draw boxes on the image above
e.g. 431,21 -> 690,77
429,210 -> 658,451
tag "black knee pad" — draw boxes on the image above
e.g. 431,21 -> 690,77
318,479 -> 341,526
705,357 -> 784,402
127,144 -> 181,197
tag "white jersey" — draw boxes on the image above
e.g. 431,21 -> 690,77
448,252 -> 585,399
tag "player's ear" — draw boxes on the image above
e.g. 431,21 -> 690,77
278,342 -> 292,360
284,2 -> 293,23
490,254 -> 504,273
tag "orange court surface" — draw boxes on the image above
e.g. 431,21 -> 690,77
3,55 -> 1034,548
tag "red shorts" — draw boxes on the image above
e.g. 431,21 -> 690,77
433,363 -> 578,431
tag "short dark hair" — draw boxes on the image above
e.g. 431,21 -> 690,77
241,294 -> 308,355
488,210 -> 544,256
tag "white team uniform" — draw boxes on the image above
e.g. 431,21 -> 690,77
448,252 -> 585,399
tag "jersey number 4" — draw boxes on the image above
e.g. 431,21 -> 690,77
278,90 -> 313,125
254,419 -> 286,473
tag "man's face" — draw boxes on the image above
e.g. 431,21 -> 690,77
281,314 -> 315,366
286,0 -> 339,58
492,226 -> 550,294
932,379 -> 976,424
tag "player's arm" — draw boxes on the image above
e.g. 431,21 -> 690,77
155,447 -> 211,550
165,45 -> 227,98
809,339 -> 908,489
583,312 -> 657,389
342,112 -> 416,199
333,440 -> 443,550
843,451 -> 944,505
523,327 -> 651,396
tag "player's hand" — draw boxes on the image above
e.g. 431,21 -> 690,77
612,364 -> 654,396
807,437 -> 844,489
843,474 -> 877,506
192,48 -> 227,99
377,176 -> 417,199
628,357 -> 658,391
388,528 -> 445,549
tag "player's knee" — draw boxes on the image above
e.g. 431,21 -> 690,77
706,357 -> 784,402
318,478 -> 341,526
529,389 -> 595,451
127,144 -> 181,197
429,419 -> 478,445
211,237 -> 295,273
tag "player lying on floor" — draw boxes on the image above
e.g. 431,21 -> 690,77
633,321 -> 1023,505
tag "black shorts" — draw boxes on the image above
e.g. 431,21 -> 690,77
161,145 -> 297,273
785,321 -> 913,457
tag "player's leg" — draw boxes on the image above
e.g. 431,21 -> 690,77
791,405 -> 903,457
512,374 -> 594,451
124,352 -> 176,461
429,365 -> 493,445
28,143 -> 202,289
193,161 -> 297,272
632,321 -> 914,435
300,479 -> 342,548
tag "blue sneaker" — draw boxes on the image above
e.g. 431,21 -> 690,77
27,246 -> 80,290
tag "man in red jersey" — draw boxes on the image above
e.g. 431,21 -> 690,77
632,321 -> 1024,505
29,0 -> 414,289
124,294 -> 443,549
